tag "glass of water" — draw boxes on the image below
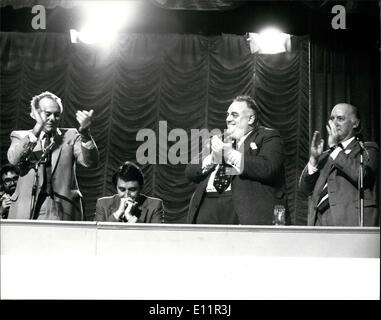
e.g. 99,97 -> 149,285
273,205 -> 286,225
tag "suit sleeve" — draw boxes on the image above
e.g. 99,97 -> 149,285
150,200 -> 165,223
151,200 -> 164,223
94,199 -> 119,222
240,130 -> 286,184
332,143 -> 378,186
73,130 -> 99,168
185,151 -> 211,183
7,131 -> 37,165
298,165 -> 320,196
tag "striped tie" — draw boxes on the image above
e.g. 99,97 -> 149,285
317,182 -> 329,213
316,143 -> 344,213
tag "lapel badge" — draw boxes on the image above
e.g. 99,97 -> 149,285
250,142 -> 258,150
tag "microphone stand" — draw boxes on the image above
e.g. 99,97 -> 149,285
358,147 -> 364,227
356,137 -> 365,227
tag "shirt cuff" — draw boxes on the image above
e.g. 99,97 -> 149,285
28,132 -> 38,143
307,162 -> 318,175
225,150 -> 242,172
202,154 -> 213,169
81,139 -> 94,149
127,215 -> 138,223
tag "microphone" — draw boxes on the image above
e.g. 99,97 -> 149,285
355,133 -> 369,158
35,139 -> 56,167
355,133 -> 364,142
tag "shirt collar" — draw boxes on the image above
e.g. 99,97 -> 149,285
236,130 -> 253,149
39,128 -> 61,140
341,136 -> 355,149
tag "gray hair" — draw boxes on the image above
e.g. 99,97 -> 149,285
30,91 -> 63,116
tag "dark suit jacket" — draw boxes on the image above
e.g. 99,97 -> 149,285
185,126 -> 288,225
7,128 -> 99,220
298,139 -> 379,226
94,194 -> 164,223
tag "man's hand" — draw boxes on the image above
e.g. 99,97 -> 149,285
309,130 -> 324,167
0,194 -> 12,218
112,197 -> 129,221
211,135 -> 224,164
31,104 -> 47,137
112,197 -> 138,222
76,109 -> 94,134
326,120 -> 340,148
211,135 -> 224,154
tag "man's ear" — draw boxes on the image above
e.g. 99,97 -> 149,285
248,114 -> 255,125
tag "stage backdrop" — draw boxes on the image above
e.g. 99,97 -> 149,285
1,31 -> 365,225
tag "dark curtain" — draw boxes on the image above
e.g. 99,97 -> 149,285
310,40 -> 380,144
307,35 -> 380,225
1,32 -> 309,223
254,37 -> 310,225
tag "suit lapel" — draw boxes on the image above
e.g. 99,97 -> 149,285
229,129 -> 258,182
344,139 -> 359,156
313,152 -> 333,195
242,129 -> 259,155
51,129 -> 64,176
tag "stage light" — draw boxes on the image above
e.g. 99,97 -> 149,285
72,1 -> 138,45
248,28 -> 290,54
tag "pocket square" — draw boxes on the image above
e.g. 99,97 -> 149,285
344,149 -> 351,154
250,142 -> 258,150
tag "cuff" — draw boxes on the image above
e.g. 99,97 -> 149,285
81,139 -> 94,148
127,215 -> 138,223
225,150 -> 243,172
307,162 -> 318,175
28,132 -> 38,143
202,154 -> 213,169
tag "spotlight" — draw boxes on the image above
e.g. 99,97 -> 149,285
71,1 -> 138,45
248,27 -> 290,54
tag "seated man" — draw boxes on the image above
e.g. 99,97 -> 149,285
0,163 -> 20,219
95,161 -> 164,223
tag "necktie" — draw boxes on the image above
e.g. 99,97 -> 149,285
213,164 -> 232,193
213,139 -> 236,193
317,143 -> 344,213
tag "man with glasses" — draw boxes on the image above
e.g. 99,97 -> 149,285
0,163 -> 19,219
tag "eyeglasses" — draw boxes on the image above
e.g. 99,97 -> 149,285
3,177 -> 18,184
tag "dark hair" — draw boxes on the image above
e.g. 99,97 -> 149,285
112,161 -> 144,188
233,95 -> 259,128
0,163 -> 19,184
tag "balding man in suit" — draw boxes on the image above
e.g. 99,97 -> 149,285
7,91 -> 99,220
299,103 -> 379,226
186,95 -> 288,225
